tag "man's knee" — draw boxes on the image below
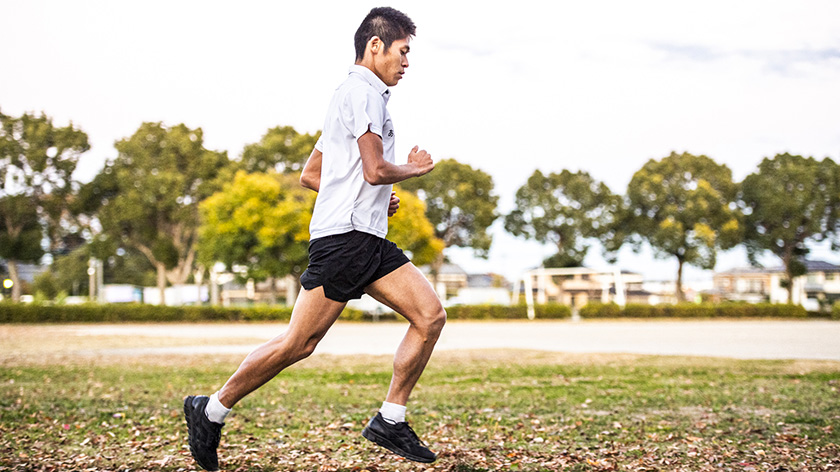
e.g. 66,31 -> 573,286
296,335 -> 323,361
431,305 -> 447,332
416,303 -> 446,336
276,332 -> 323,363
293,345 -> 312,362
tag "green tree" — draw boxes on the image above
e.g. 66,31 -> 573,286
505,169 -> 621,268
0,110 -> 89,301
198,171 -> 315,302
739,153 -> 838,303
240,126 -> 320,174
388,187 -> 444,267
399,159 -> 498,286
0,197 -> 43,301
85,122 -> 230,304
32,244 -> 156,300
32,248 -> 89,299
623,152 -> 740,301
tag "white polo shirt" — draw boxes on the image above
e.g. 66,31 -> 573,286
309,65 -> 396,240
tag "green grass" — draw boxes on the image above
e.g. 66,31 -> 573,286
1,352 -> 839,471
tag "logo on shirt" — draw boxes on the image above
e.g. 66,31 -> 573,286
387,129 -> 394,138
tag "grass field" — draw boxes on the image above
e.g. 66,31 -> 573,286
1,347 -> 839,472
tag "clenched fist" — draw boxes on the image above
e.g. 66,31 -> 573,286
388,192 -> 400,217
407,145 -> 434,177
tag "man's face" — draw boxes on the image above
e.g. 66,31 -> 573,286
372,36 -> 410,87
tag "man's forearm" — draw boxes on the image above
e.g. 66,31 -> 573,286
359,132 -> 433,185
300,149 -> 322,192
364,160 -> 423,186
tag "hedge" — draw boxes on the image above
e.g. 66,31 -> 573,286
0,303 -> 361,323
445,303 -> 572,320
579,302 -> 809,319
0,302 -> 572,323
0,301 -> 823,323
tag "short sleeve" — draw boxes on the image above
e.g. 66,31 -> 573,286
314,136 -> 324,152
345,86 -> 386,139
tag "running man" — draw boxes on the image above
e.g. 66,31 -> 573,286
184,7 -> 446,470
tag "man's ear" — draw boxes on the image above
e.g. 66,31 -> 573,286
368,36 -> 382,54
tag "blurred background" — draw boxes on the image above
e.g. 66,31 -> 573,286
2,0 -> 840,312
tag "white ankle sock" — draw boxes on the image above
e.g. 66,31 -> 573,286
205,392 -> 231,424
379,401 -> 406,424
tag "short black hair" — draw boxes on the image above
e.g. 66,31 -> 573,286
354,7 -> 416,61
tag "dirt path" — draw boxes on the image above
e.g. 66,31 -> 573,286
2,319 -> 839,362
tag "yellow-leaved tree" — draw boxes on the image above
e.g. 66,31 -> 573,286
388,187 -> 444,267
198,171 -> 314,302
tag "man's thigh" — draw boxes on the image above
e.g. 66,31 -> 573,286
286,285 -> 347,341
364,263 -> 441,321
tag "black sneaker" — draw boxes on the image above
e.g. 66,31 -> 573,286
362,412 -> 436,463
183,395 -> 224,471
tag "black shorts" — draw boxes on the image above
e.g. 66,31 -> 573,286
299,230 -> 410,302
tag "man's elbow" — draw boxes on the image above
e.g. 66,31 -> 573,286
363,175 -> 383,186
363,167 -> 387,186
300,174 -> 316,190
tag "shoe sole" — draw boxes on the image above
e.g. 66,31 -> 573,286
362,426 -> 436,463
183,395 -> 194,445
183,396 -> 219,472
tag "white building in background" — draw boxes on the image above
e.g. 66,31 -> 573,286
642,279 -> 715,304
141,284 -> 209,306
419,263 -> 468,300
444,273 -> 511,306
712,260 -> 840,310
515,267 -> 655,308
417,263 -> 512,306
513,267 -> 656,320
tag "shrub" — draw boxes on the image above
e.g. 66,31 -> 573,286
0,301 -> 816,323
534,303 -> 572,319
577,302 -> 809,319
0,303 -> 362,323
445,304 -> 521,320
442,303 -> 570,320
578,302 -> 622,318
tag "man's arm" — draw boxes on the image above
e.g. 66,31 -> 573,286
358,130 -> 434,185
300,148 -> 322,192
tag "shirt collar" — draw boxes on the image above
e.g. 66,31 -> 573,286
349,64 -> 391,104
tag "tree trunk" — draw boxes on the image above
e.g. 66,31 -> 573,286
7,260 -> 21,302
430,252 -> 445,299
134,243 -> 168,305
783,246 -> 794,304
285,275 -> 300,307
675,257 -> 685,303
166,243 -> 196,285
267,276 -> 277,305
194,265 -> 205,306
785,267 -> 795,304
156,263 -> 167,306
89,259 -> 96,301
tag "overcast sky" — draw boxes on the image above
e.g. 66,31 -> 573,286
3,1 -> 840,283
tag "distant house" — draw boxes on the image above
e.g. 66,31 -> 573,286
712,260 -> 840,310
417,263 -> 513,305
515,267 -> 655,309
445,273 -> 512,306
419,263 -> 468,299
642,279 -> 714,304
216,275 -> 299,306
0,262 -> 48,284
